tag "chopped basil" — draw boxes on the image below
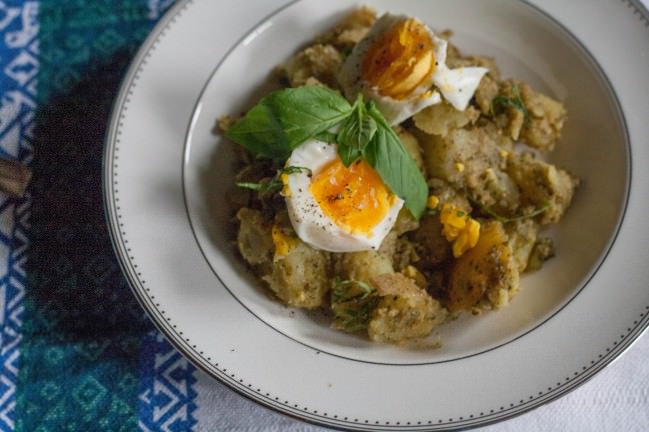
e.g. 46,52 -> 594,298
331,277 -> 378,332
491,84 -> 529,118
471,197 -> 550,223
236,166 -> 311,193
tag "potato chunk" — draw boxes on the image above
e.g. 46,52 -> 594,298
396,127 -> 424,171
520,90 -> 567,152
315,6 -> 377,51
506,152 -> 579,225
262,240 -> 330,309
236,208 -> 274,266
368,273 -> 447,343
506,219 -> 539,273
418,124 -> 519,213
284,44 -> 343,89
237,208 -> 329,308
474,74 -> 500,115
494,80 -> 567,151
448,221 -> 520,311
330,248 -> 395,333
334,249 -> 394,284
413,102 -> 480,136
330,233 -> 398,325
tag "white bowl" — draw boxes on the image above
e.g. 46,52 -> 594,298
185,0 -> 629,364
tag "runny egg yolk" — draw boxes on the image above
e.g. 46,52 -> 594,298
361,18 -> 436,100
309,158 -> 396,236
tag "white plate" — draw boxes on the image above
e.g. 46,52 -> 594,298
104,0 -> 649,430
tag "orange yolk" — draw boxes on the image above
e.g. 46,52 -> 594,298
361,18 -> 436,100
309,158 -> 396,236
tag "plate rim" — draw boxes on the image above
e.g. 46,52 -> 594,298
103,0 -> 649,430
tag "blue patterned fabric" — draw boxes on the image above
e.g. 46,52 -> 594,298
0,1 -> 198,430
138,331 -> 197,431
0,1 -> 36,429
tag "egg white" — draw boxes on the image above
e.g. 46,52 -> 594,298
338,13 -> 488,124
429,34 -> 488,112
284,139 -> 403,252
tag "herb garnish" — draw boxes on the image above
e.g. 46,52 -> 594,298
336,95 -> 377,166
226,86 -> 353,161
226,86 -> 428,219
362,102 -> 428,219
331,278 -> 374,303
490,84 -> 529,118
236,166 -> 311,193
331,277 -> 378,332
470,197 -> 549,223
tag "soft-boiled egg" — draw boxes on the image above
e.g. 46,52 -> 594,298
282,139 -> 403,252
338,13 -> 488,125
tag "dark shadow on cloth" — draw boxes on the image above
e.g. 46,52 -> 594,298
25,49 -> 152,347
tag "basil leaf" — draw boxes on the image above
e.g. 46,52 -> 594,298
336,100 -> 377,166
364,103 -> 428,219
226,104 -> 288,160
226,86 -> 353,161
338,144 -> 362,167
314,130 -> 338,144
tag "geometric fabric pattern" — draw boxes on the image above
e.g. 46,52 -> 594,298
138,331 -> 197,432
0,1 -> 37,430
0,0 -> 196,430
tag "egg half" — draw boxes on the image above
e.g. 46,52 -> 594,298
283,139 -> 404,252
338,13 -> 488,125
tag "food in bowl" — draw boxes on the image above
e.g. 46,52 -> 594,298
221,7 -> 579,345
